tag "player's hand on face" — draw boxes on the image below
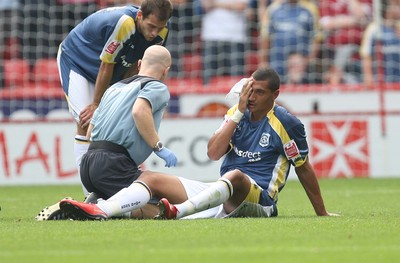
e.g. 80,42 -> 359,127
155,147 -> 178,167
79,104 -> 98,129
238,78 -> 254,113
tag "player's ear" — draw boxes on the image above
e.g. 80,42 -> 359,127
137,60 -> 142,71
137,10 -> 143,20
164,66 -> 170,76
161,66 -> 170,80
273,89 -> 280,99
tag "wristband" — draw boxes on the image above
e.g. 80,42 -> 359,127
230,109 -> 244,124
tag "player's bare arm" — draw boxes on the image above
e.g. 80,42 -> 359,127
295,158 -> 330,216
132,97 -> 160,148
207,121 -> 236,160
79,62 -> 114,129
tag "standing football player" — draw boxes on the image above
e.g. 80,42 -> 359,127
57,0 -> 173,197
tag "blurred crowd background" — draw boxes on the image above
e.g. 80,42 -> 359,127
0,0 -> 399,92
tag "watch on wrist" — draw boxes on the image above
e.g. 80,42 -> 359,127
153,141 -> 164,152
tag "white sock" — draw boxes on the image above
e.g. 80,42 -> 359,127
96,181 -> 152,217
74,135 -> 89,196
175,178 -> 233,219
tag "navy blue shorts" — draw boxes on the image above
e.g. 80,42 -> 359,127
80,149 -> 143,199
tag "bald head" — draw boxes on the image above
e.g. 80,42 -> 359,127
142,45 -> 171,69
138,45 -> 172,80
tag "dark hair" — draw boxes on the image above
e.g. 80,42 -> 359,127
140,0 -> 173,21
252,68 -> 281,92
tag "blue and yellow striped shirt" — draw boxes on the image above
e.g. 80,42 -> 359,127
221,103 -> 308,201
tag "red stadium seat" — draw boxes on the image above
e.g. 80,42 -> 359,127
3,59 -> 31,87
182,54 -> 202,78
3,37 -> 21,60
32,58 -> 61,88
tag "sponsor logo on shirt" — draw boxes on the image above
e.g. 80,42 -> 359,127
233,146 -> 261,162
284,139 -> 300,161
105,41 -> 121,54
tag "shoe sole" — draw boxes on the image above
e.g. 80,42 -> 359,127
59,201 -> 106,221
35,197 -> 73,221
35,203 -> 64,221
154,200 -> 167,220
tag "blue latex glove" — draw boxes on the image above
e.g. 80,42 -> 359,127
155,147 -> 178,167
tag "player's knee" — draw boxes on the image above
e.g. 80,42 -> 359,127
223,169 -> 248,187
138,172 -> 156,186
137,172 -> 165,191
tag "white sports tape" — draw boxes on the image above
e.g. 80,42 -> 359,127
231,109 -> 244,124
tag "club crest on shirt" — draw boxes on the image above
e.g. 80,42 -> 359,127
259,133 -> 270,147
284,139 -> 300,160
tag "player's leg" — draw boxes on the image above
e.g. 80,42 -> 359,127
58,51 -> 94,197
159,169 -> 251,219
59,169 -> 187,220
131,176 -> 220,219
130,203 -> 160,219
74,126 -> 90,196
59,150 -> 148,220
176,177 -> 222,219
99,173 -> 190,220
220,169 -> 252,213
36,55 -> 95,221
95,171 -> 190,218
63,69 -> 94,197
86,172 -> 207,219
222,184 -> 277,218
138,172 -> 189,204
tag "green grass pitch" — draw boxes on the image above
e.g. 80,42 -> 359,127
0,178 -> 399,263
